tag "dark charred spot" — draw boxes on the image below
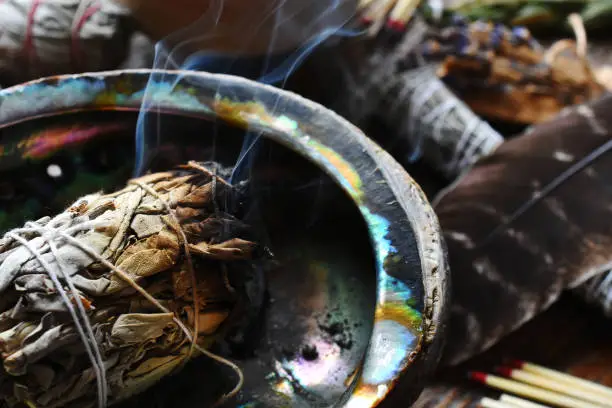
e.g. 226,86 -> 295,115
319,320 -> 354,351
281,347 -> 295,360
301,345 -> 319,361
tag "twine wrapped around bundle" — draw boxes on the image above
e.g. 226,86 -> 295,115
306,16 -> 503,180
383,64 -> 503,179
0,161 -> 259,408
0,0 -> 138,85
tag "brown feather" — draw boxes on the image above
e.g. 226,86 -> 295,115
434,93 -> 612,365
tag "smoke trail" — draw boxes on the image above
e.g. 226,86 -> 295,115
224,1 -> 362,186
227,25 -> 363,186
134,0 -> 361,177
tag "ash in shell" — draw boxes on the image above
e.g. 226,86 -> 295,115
0,162 -> 266,408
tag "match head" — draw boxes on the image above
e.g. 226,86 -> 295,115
359,16 -> 373,26
494,366 -> 513,377
386,19 -> 407,32
468,371 -> 488,383
506,359 -> 526,369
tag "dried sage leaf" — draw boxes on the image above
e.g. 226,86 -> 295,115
0,163 -> 261,407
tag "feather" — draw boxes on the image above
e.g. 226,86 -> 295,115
434,92 -> 612,365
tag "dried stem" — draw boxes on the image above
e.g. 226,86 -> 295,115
0,163 -> 258,407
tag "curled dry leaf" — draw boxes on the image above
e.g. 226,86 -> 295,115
0,163 -> 262,407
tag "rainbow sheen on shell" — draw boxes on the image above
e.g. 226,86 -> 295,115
0,70 -> 448,407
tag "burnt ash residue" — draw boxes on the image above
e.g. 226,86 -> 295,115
281,347 -> 296,360
319,313 -> 354,351
301,344 -> 319,361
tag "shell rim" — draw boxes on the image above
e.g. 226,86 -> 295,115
0,69 -> 449,407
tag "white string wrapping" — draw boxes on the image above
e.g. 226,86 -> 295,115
0,176 -> 246,407
0,198 -> 179,408
389,65 -> 504,179
579,271 -> 612,317
5,214 -> 109,408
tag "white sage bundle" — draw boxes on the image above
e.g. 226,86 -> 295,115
312,16 -> 503,180
0,0 -> 139,85
0,162 -> 260,408
383,64 -> 503,179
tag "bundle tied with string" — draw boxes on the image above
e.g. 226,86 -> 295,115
419,14 -> 608,125
0,0 -> 141,86
0,161 -> 261,408
383,64 -> 503,179
302,15 -> 504,180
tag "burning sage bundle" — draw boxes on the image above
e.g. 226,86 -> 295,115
0,162 -> 262,408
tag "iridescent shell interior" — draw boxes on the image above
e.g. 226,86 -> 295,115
0,71 -> 447,407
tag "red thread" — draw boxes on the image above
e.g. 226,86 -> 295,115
71,2 -> 101,71
23,0 -> 42,75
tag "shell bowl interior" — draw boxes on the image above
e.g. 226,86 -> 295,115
0,70 -> 448,408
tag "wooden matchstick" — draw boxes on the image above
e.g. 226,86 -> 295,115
387,0 -> 419,31
496,367 -> 612,407
510,361 -> 612,400
480,397 -> 521,408
500,394 -> 552,408
358,0 -> 376,11
469,372 -> 606,408
362,0 -> 395,33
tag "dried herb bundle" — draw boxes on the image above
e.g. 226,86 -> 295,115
0,161 -> 261,408
0,0 -> 137,86
421,16 -> 605,124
